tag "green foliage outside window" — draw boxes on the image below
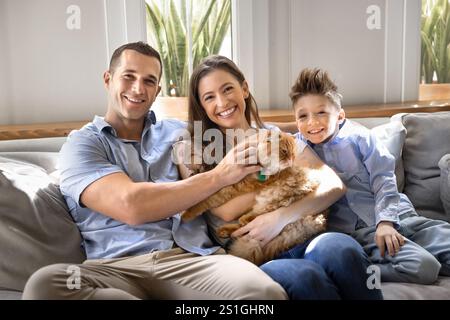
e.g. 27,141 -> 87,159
421,0 -> 450,83
146,0 -> 231,96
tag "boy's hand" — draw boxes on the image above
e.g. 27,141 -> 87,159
375,221 -> 405,257
231,209 -> 284,247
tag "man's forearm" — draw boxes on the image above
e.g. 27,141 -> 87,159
125,169 -> 225,224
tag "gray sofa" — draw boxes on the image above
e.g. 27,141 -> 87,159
1,111 -> 450,300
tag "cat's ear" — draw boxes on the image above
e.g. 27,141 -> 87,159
242,80 -> 250,99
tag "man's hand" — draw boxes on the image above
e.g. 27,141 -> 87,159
375,221 -> 405,257
212,137 -> 261,188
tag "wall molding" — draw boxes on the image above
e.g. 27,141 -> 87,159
103,0 -> 147,63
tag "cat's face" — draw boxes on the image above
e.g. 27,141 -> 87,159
257,131 -> 296,175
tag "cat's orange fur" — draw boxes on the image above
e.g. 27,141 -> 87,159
181,131 -> 328,265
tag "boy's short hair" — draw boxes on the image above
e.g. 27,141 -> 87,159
289,68 -> 342,109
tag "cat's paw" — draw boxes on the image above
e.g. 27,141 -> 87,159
180,210 -> 196,222
314,212 -> 327,226
217,228 -> 232,238
238,214 -> 256,225
217,224 -> 241,238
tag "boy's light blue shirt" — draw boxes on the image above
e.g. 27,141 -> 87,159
295,120 -> 415,234
59,111 -> 221,259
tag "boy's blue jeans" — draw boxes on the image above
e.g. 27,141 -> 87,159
260,232 -> 383,300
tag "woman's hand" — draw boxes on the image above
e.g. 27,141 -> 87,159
231,210 -> 286,247
375,221 -> 405,257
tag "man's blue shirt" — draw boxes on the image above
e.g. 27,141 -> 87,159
59,111 -> 220,259
295,120 -> 415,234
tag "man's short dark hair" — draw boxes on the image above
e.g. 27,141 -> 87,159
109,41 -> 162,79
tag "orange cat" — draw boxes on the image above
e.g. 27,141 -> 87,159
181,131 -> 328,265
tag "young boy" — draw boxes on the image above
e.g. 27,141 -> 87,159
290,68 -> 450,284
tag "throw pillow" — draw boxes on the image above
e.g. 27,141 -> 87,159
439,154 -> 450,218
371,119 -> 407,192
392,112 -> 450,221
0,154 -> 86,291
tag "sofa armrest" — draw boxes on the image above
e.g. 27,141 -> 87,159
439,154 -> 450,218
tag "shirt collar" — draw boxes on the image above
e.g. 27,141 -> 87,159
93,111 -> 157,137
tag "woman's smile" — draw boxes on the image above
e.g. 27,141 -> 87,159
217,106 -> 237,118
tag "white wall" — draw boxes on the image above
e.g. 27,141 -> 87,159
291,0 -> 387,105
0,0 -> 108,125
0,0 -> 421,124
0,0 -> 146,125
234,0 -> 421,109
0,0 -> 12,124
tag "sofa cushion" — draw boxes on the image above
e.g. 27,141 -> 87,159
382,276 -> 450,299
0,153 -> 86,292
439,154 -> 450,218
0,289 -> 22,300
392,112 -> 450,221
371,119 -> 407,192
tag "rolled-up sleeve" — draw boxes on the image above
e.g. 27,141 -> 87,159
59,131 -> 123,206
358,132 -> 401,226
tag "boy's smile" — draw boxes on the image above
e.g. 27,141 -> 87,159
294,94 -> 345,144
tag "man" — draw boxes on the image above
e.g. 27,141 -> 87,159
22,42 -> 287,300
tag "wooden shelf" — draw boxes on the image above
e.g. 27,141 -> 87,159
1,97 -> 450,141
0,121 -> 87,141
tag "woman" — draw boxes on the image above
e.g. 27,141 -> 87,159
176,55 -> 383,300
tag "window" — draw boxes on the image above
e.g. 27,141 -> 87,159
420,0 -> 450,100
145,0 -> 232,97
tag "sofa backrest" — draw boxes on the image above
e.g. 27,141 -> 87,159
0,137 -> 67,153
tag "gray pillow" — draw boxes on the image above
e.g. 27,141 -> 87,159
0,154 -> 85,291
393,112 -> 450,221
0,152 -> 60,173
439,154 -> 450,218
